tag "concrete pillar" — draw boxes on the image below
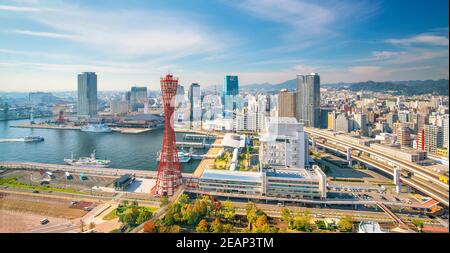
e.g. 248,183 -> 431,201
311,138 -> 317,152
394,167 -> 402,193
346,147 -> 352,166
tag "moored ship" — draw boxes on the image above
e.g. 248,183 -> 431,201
64,150 -> 111,168
80,123 -> 112,133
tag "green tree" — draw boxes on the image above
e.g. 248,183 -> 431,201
338,215 -> 354,232
121,208 -> 139,227
160,196 -> 169,207
253,215 -> 271,233
245,202 -> 258,230
281,208 -> 292,223
196,219 -> 209,233
222,224 -> 234,233
292,212 -> 312,232
210,218 -> 223,233
315,220 -> 327,230
136,209 -> 153,225
221,201 -> 236,220
178,193 -> 189,206
412,219 -> 424,232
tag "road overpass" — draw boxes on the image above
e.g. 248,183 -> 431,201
305,128 -> 449,207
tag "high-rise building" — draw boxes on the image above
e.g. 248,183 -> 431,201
397,126 -> 412,147
327,111 -> 336,131
222,75 -> 239,118
259,117 -> 309,169
443,115 -> 449,148
188,83 -> 201,127
354,113 -> 368,136
296,73 -> 320,127
386,113 -> 398,133
417,125 -> 444,154
335,113 -> 350,133
77,72 -> 97,117
320,108 -> 333,129
278,89 -> 296,118
130,87 -> 148,112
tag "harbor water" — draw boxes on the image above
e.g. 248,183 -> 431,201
0,118 -> 211,173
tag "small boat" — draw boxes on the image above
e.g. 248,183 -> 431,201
64,150 -> 111,168
80,123 -> 112,133
24,136 -> 44,143
156,148 -> 192,163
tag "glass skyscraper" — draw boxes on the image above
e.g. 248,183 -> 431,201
296,73 -> 320,127
77,72 -> 97,117
222,75 -> 239,118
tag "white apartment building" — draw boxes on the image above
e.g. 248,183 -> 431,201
259,117 -> 309,169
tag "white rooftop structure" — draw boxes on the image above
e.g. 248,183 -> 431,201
221,133 -> 246,149
358,221 -> 386,233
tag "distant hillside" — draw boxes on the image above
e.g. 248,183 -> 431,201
242,79 -> 449,95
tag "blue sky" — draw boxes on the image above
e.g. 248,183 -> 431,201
0,0 -> 448,91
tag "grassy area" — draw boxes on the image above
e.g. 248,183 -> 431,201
0,177 -> 83,194
103,208 -> 119,221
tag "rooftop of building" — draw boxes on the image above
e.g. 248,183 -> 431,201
221,133 -> 246,149
200,169 -> 262,183
265,166 -> 322,180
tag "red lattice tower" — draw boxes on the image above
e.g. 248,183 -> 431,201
152,74 -> 182,196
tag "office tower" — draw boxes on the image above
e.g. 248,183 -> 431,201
259,117 -> 309,169
278,89 -> 296,118
222,75 -> 239,118
188,83 -> 201,127
354,113 -> 368,136
130,87 -> 148,112
397,126 -> 412,147
398,112 -> 409,123
125,91 -> 132,112
335,113 -> 350,133
443,115 -> 449,148
265,95 -> 271,116
386,113 -> 398,133
417,125 -> 444,154
296,73 -> 320,127
77,72 -> 97,117
327,111 -> 336,131
154,74 -> 182,196
417,114 -> 429,132
320,108 -> 333,129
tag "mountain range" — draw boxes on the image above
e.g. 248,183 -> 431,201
242,79 -> 449,96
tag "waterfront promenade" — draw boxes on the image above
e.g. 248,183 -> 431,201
0,161 -> 193,178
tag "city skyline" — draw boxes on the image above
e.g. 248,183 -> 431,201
0,0 -> 449,92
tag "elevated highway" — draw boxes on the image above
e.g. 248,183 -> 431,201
305,128 -> 449,207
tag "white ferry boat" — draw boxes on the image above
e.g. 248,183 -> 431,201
64,150 -> 111,168
24,136 -> 45,143
80,123 -> 112,133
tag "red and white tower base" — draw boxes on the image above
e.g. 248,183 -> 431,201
153,74 -> 182,196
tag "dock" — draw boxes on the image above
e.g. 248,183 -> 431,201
192,137 -> 224,178
11,123 -> 80,130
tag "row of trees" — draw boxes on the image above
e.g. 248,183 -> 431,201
281,208 -> 354,232
242,202 -> 278,233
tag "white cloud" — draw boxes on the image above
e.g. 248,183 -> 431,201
11,29 -> 76,39
372,51 -> 406,59
386,34 -> 449,46
0,4 -> 41,12
16,6 -> 231,58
